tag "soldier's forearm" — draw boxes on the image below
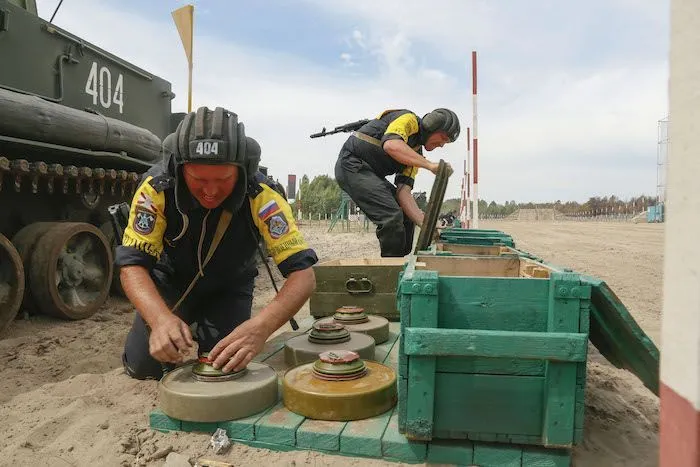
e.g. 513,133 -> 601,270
383,139 -> 432,169
120,265 -> 173,328
396,185 -> 424,227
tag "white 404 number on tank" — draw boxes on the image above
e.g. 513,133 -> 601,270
84,61 -> 124,113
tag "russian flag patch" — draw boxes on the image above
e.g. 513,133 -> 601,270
258,199 -> 280,220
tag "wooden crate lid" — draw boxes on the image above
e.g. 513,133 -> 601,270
414,160 -> 452,253
583,275 -> 660,396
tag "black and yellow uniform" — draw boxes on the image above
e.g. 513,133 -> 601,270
334,109 -> 424,257
116,152 -> 317,379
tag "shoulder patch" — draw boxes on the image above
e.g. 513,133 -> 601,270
136,189 -> 161,214
265,212 -> 290,239
148,175 -> 174,193
133,206 -> 157,235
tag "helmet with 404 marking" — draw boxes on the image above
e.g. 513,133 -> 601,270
171,106 -> 261,180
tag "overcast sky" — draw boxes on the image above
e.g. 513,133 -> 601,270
35,0 -> 669,203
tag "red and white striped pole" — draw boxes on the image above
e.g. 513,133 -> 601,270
471,51 -> 479,228
459,163 -> 466,226
660,1 -> 700,465
459,128 -> 472,228
466,127 -> 472,228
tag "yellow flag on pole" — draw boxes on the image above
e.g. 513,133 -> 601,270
172,5 -> 193,64
172,4 -> 194,111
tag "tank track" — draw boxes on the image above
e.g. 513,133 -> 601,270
0,156 -> 142,198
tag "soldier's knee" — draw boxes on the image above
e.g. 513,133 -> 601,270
378,218 -> 407,257
121,350 -> 163,381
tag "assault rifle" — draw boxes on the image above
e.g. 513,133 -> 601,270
309,118 -> 370,138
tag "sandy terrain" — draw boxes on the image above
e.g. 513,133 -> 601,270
0,219 -> 661,466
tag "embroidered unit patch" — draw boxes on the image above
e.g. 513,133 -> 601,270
266,213 -> 289,239
133,206 -> 157,235
137,191 -> 160,214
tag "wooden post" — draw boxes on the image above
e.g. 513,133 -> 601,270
660,1 -> 700,465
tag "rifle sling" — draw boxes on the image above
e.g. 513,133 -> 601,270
352,131 -> 421,152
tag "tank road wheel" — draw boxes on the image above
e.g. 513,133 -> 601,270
0,234 -> 25,333
29,222 -> 113,320
11,222 -> 60,312
99,221 -> 124,297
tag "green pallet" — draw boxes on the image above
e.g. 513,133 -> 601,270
149,319 -> 572,466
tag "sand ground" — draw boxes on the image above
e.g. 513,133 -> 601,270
0,219 -> 662,466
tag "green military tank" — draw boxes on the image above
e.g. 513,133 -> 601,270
0,0 -> 184,333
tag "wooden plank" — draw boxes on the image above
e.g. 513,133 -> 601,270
541,273 -> 581,447
381,408 -> 427,463
426,440 -> 474,465
149,408 -> 181,433
436,243 -> 502,255
254,401 -> 305,446
521,447 -> 571,466
415,255 -> 521,277
224,438 -> 300,453
219,408 -> 272,441
438,277 -> 550,331
574,301 -> 590,444
433,373 -> 544,438
473,443 -> 522,466
181,420 -> 218,433
403,328 -> 587,362
296,419 -> 344,451
405,271 -> 438,440
397,291 -> 412,433
582,274 -> 660,395
437,357 -> 544,376
339,410 -> 393,457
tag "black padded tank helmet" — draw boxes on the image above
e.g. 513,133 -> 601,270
420,108 -> 461,144
168,106 -> 262,214
171,106 -> 261,180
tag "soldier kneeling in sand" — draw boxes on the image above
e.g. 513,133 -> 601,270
115,106 -> 317,379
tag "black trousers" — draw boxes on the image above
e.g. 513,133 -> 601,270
121,268 -> 254,380
335,154 -> 415,257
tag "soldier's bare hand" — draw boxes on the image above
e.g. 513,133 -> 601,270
149,313 -> 194,363
208,318 -> 270,373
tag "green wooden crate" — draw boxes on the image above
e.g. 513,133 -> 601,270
440,228 -> 509,236
439,228 -> 516,248
397,254 -> 590,449
419,242 -> 546,263
440,235 -> 516,248
309,258 -> 406,321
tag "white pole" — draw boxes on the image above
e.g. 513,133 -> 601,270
660,1 -> 700,465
